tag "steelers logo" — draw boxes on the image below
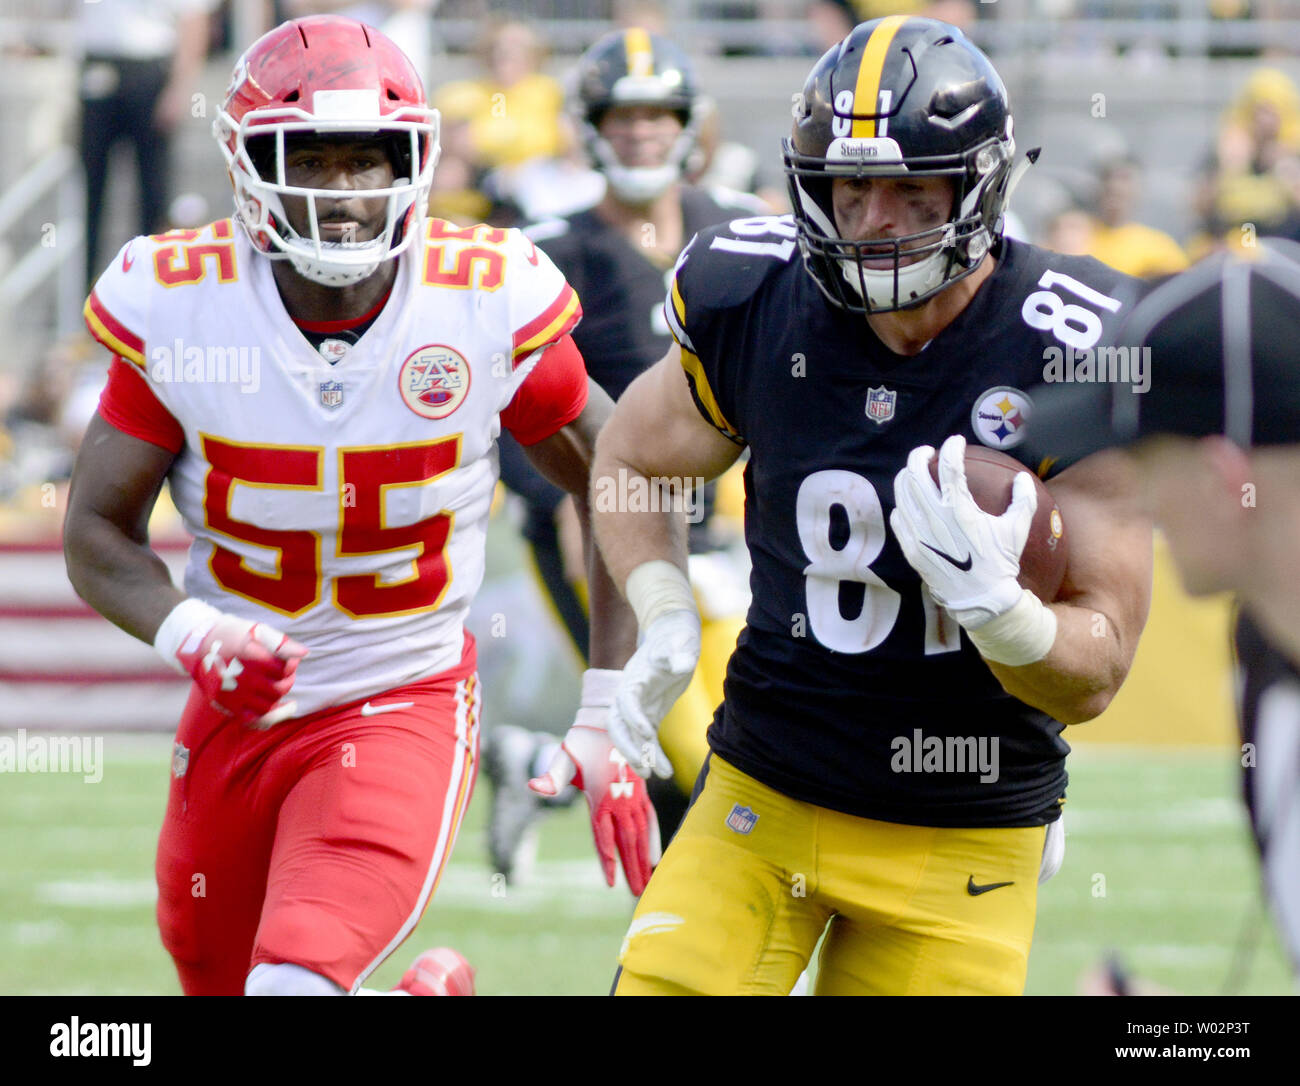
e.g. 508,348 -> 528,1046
398,344 -> 471,420
971,385 -> 1033,450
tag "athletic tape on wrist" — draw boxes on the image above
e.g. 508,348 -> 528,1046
624,559 -> 697,632
581,667 -> 623,707
965,590 -> 1058,667
153,598 -> 222,674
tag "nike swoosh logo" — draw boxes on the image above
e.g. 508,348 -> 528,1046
121,244 -> 135,272
921,541 -> 973,571
360,701 -> 414,716
967,876 -> 1015,896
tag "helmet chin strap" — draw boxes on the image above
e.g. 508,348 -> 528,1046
590,130 -> 695,204
287,242 -> 385,287
605,163 -> 679,203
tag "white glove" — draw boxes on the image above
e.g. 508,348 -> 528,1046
889,435 -> 1035,630
529,669 -> 662,895
606,610 -> 701,780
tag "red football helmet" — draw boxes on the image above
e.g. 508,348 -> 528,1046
213,16 -> 440,287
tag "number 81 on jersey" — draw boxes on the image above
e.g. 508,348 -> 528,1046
796,470 -> 960,656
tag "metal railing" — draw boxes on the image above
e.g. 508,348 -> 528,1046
0,147 -> 85,346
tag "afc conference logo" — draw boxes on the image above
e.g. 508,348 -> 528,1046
971,385 -> 1033,449
399,344 -> 472,420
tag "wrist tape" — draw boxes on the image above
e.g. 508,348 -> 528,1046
153,598 -> 221,673
965,589 -> 1058,667
624,559 -> 697,632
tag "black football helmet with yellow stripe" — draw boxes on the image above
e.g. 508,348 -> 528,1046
784,17 -> 1025,313
572,28 -> 699,203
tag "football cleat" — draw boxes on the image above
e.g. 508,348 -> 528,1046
396,948 -> 476,997
482,724 -> 560,884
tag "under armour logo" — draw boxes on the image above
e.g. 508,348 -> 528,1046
608,748 -> 634,798
202,641 -> 244,691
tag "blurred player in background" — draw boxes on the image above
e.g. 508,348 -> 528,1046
583,17 -> 1153,994
62,15 -> 652,997
1028,241 -> 1300,973
485,28 -> 764,880
78,0 -> 217,290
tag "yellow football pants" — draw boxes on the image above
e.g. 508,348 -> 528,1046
615,755 -> 1047,995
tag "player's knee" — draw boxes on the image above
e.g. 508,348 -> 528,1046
245,961 -> 345,996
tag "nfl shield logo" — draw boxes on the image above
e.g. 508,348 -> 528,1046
320,381 -> 344,409
866,385 -> 897,425
725,803 -> 758,835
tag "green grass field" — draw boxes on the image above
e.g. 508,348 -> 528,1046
0,735 -> 1292,995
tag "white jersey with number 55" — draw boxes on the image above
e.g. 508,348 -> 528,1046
84,217 -> 584,716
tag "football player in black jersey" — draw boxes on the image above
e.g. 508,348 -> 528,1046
580,16 -> 1154,994
485,28 -> 767,880
1028,240 -> 1300,974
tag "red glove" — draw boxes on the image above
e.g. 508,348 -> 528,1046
155,599 -> 309,728
529,669 -> 661,896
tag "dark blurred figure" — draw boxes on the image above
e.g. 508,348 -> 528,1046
79,0 -> 214,291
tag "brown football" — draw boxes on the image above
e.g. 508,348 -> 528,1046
928,445 -> 1068,603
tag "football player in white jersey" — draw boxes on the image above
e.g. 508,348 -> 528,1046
62,15 -> 653,997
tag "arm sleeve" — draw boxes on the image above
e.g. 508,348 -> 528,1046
499,334 -> 589,446
97,356 -> 185,454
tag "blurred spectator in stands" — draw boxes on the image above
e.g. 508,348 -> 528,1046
614,0 -> 670,34
430,18 -> 568,224
806,0 -> 858,55
79,0 -> 217,292
433,18 -> 565,172
687,97 -> 786,211
917,1 -> 977,31
1045,157 -> 1188,277
1192,68 -> 1300,255
0,336 -> 100,513
803,1 -> 975,57
285,1 -> 440,87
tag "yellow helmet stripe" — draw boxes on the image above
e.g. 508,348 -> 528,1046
851,15 -> 910,139
625,27 -> 655,77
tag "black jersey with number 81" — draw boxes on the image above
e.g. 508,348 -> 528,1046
667,215 -> 1135,827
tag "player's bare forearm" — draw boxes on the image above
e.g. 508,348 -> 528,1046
592,345 -> 743,592
985,452 -> 1154,724
522,380 -> 638,667
63,415 -> 184,645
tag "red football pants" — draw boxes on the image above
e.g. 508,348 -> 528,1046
155,635 -> 480,995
